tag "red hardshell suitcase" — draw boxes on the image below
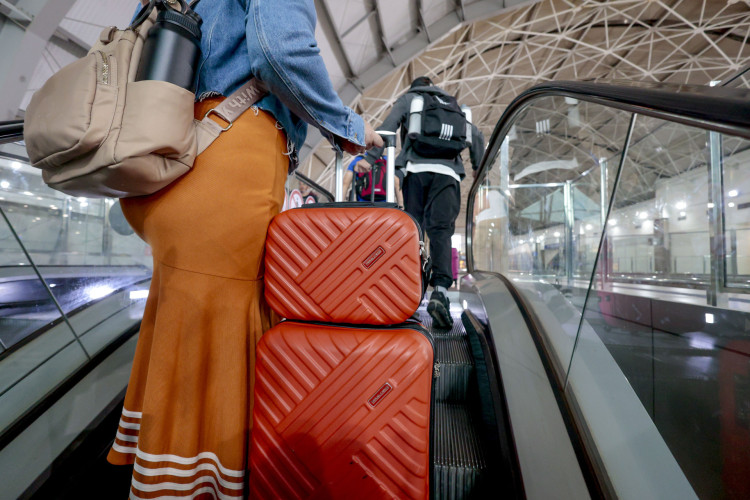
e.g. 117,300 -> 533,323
264,204 -> 425,324
249,320 -> 435,499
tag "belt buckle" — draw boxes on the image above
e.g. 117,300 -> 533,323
204,108 -> 232,131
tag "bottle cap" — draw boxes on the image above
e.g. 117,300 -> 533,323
158,7 -> 202,40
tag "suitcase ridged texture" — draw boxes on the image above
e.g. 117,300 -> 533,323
265,207 -> 423,324
250,321 -> 433,499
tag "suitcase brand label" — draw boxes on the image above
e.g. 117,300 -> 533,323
363,246 -> 386,269
368,382 -> 393,407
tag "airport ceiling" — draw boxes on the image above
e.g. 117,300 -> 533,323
1,0 -> 750,230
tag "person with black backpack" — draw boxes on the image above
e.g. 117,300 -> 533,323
364,76 -> 485,329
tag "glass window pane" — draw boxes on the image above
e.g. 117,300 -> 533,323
0,206 -> 68,351
472,96 -> 632,374
0,158 -> 152,340
567,117 -> 750,499
608,117 -> 710,285
722,135 -> 750,292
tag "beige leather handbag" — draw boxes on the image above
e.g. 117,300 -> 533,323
23,11 -> 264,198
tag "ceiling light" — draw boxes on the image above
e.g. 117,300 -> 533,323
728,202 -> 736,208
639,212 -> 648,220
679,211 -> 686,217
554,231 -> 561,237
728,190 -> 739,198
10,161 -> 22,170
0,181 -> 8,189
585,224 -> 593,230
707,202 -> 714,208
608,219 -> 617,226
675,201 -> 687,210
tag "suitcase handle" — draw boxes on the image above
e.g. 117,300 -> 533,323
334,150 -> 345,202
333,132 -> 396,203
377,131 -> 397,204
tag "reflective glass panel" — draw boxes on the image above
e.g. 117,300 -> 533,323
0,200 -> 68,351
472,96 -> 632,375
568,116 -> 750,499
0,157 -> 152,326
722,135 -> 750,292
607,116 -> 710,287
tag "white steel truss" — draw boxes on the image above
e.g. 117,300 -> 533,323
305,0 -> 750,230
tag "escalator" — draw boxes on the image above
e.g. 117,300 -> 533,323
0,120 -> 152,499
2,73 -> 750,499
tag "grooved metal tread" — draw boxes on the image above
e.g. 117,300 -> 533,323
419,308 -> 466,337
435,336 -> 473,365
433,402 -> 487,500
433,335 -> 474,403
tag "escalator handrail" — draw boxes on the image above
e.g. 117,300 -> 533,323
721,64 -> 750,87
1,121 -> 342,206
466,80 -> 750,272
293,171 -> 335,202
0,120 -> 23,145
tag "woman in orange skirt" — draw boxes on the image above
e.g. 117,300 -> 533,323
107,100 -> 286,498
107,1 -> 382,497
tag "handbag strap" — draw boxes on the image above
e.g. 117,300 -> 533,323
195,78 -> 267,154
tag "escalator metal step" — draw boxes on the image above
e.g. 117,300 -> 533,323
433,402 -> 487,500
419,309 -> 465,336
434,336 -> 474,402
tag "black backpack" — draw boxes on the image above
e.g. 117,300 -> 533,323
409,92 -> 467,159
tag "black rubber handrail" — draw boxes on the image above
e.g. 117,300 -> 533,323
466,80 -> 750,272
0,120 -> 23,145
0,121 -> 338,205
293,171 -> 335,202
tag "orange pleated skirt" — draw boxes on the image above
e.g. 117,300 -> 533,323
107,98 -> 288,499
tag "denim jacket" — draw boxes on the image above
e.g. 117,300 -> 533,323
142,0 -> 365,167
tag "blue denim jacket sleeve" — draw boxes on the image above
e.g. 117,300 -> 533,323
245,0 -> 365,151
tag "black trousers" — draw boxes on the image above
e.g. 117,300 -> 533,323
403,171 -> 460,289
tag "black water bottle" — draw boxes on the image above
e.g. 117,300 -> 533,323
136,0 -> 202,92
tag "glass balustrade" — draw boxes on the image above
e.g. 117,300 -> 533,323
470,85 -> 750,499
0,152 -> 152,437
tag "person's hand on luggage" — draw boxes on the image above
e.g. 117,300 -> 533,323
354,159 -> 371,173
364,121 -> 384,149
340,121 -> 384,155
